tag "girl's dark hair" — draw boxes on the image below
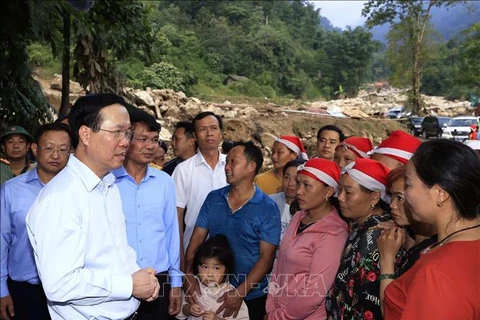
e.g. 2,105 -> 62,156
283,159 -> 306,175
193,234 -> 235,279
411,139 -> 480,219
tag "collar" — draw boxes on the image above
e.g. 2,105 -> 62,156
68,154 -> 115,194
112,165 -> 156,182
194,150 -> 226,167
25,168 -> 42,184
221,184 -> 263,204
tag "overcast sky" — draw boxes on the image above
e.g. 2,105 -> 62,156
311,1 -> 367,29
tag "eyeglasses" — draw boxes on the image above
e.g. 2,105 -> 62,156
98,128 -> 134,141
38,146 -> 70,156
132,136 -> 160,145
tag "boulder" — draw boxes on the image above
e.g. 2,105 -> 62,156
134,91 -> 155,107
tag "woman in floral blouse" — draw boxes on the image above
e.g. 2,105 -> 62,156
326,159 -> 402,320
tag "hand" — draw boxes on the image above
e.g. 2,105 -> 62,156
190,303 -> 205,317
169,287 -> 182,315
203,310 -> 222,320
376,221 -> 396,230
183,274 -> 200,304
216,289 -> 243,318
0,295 -> 15,320
0,158 -> 10,165
132,268 -> 160,301
377,227 -> 404,260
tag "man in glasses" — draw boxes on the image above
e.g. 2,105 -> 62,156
26,94 -> 159,320
113,108 -> 182,319
1,122 -> 71,320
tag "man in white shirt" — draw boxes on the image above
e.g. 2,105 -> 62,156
26,93 -> 160,320
172,112 -> 227,267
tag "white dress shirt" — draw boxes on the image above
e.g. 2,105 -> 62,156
26,155 -> 140,320
172,151 -> 227,249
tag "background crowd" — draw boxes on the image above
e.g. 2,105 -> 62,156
1,93 -> 479,320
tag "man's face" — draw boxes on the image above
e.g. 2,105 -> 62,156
32,130 -> 71,177
225,145 -> 253,186
2,134 -> 30,161
316,130 -> 340,160
194,116 -> 222,152
172,127 -> 195,159
83,104 -> 131,177
127,122 -> 159,166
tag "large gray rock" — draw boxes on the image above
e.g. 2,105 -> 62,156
134,91 -> 155,107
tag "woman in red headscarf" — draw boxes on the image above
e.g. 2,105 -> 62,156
266,158 -> 348,319
255,135 -> 308,195
326,159 -> 404,320
333,136 -> 373,170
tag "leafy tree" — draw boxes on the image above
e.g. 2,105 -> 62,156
362,0 -> 460,114
0,1 -> 58,132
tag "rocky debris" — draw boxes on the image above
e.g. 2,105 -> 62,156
37,76 -> 473,170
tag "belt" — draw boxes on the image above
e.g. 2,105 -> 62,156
124,311 -> 138,320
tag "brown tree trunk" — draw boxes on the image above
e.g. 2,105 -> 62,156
58,9 -> 71,117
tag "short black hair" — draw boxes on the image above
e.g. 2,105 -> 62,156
128,108 -> 161,132
193,234 -> 235,279
34,123 -> 71,145
316,125 -> 345,142
233,141 -> 264,175
411,139 -> 480,219
69,93 -> 129,148
192,112 -> 223,131
283,159 -> 306,175
222,140 -> 235,154
175,121 -> 195,139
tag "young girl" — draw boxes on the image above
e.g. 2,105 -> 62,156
177,235 -> 249,320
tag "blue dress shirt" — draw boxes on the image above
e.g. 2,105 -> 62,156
1,169 -> 44,297
113,166 -> 183,288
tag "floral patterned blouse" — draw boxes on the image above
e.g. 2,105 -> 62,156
325,212 -> 404,320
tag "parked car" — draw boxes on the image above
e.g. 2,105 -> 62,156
407,116 -> 424,136
442,116 -> 480,141
421,116 -> 451,139
384,106 -> 404,119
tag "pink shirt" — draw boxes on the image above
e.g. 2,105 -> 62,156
266,208 -> 348,320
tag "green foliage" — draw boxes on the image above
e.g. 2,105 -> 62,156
362,0 -> 463,114
229,81 -> 276,99
0,1 -> 55,132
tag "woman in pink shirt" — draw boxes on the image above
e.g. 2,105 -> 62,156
265,158 -> 348,320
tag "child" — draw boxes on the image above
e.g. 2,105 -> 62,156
177,235 -> 249,320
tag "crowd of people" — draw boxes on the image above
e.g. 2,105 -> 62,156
1,92 -> 479,320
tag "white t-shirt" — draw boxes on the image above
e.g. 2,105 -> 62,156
269,192 -> 292,241
172,151 -> 227,249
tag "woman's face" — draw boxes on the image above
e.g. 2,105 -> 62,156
337,174 -> 379,223
271,142 -> 297,171
404,162 -> 436,224
282,166 -> 298,200
389,178 -> 411,226
334,147 -> 358,170
296,174 -> 331,212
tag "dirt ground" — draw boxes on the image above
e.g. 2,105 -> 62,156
222,112 -> 407,157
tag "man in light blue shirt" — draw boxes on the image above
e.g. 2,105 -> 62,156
114,108 -> 182,319
1,122 -> 71,320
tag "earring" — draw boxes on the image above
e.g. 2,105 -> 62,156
371,203 -> 375,208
